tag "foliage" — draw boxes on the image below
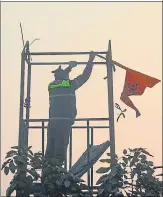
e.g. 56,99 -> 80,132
40,158 -> 93,197
3,146 -> 162,197
2,146 -> 92,197
96,148 -> 163,197
115,103 -> 127,122
1,146 -> 42,197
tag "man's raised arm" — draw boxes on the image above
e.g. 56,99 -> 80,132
71,51 -> 96,90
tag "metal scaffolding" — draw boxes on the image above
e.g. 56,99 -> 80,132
18,40 -> 116,194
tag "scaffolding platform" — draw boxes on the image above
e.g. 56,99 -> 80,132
17,40 -> 116,196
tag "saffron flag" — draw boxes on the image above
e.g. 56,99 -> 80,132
120,69 -> 160,117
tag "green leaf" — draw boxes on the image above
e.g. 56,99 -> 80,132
98,188 -> 104,195
14,156 -> 27,165
112,64 -> 116,72
105,182 -> 112,192
6,182 -> 17,197
28,146 -> 32,150
64,180 -> 70,188
117,115 -> 121,122
111,165 -> 118,176
140,154 -> 147,160
73,175 -> 84,182
96,167 -> 110,174
130,156 -> 139,167
124,175 -> 128,179
42,167 -> 51,177
96,174 -> 108,185
9,160 -> 16,173
5,150 -> 18,159
123,149 -> 127,155
11,146 -> 18,149
1,159 -> 11,170
26,175 -> 33,184
34,152 -> 42,157
27,168 -> 40,180
131,171 -> 135,179
56,180 -> 62,186
133,148 -> 138,152
111,177 -> 118,184
4,166 -> 10,175
100,159 -> 111,163
122,113 -> 125,118
106,153 -> 118,159
27,154 -> 33,160
28,149 -> 33,156
137,148 -> 153,157
124,180 -> 129,185
147,161 -> 153,166
121,162 -> 126,168
123,157 -> 128,164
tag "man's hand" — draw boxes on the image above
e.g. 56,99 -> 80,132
69,61 -> 77,68
88,51 -> 96,62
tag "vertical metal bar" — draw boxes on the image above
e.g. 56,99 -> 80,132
17,42 -> 27,197
42,121 -> 45,157
64,126 -> 68,171
64,152 -> 67,170
18,46 -> 26,151
91,128 -> 94,188
87,120 -> 90,188
106,40 -> 116,165
69,128 -> 72,170
25,41 -> 31,151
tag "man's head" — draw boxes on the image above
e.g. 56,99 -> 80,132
52,62 -> 77,80
52,66 -> 70,80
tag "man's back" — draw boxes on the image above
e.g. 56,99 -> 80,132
48,79 -> 77,120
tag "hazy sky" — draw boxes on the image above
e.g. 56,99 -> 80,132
1,2 -> 162,195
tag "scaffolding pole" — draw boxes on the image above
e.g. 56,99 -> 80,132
29,51 -> 107,56
18,42 -> 28,151
106,40 -> 116,165
31,61 -> 106,66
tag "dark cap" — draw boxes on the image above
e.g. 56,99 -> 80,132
52,65 -> 71,80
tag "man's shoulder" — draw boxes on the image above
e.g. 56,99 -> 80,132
49,80 -> 62,85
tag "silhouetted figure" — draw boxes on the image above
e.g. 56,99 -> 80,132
45,52 -> 96,164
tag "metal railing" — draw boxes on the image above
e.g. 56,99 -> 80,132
25,117 -> 110,188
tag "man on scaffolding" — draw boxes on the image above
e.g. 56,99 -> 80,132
45,51 -> 96,165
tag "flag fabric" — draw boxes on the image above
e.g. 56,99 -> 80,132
120,69 -> 160,117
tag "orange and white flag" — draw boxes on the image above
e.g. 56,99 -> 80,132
120,69 -> 160,117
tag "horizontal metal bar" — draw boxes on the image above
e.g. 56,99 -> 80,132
28,126 -> 109,129
30,61 -> 106,66
29,51 -> 107,56
24,118 -> 109,122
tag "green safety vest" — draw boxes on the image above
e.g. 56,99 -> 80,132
48,80 -> 71,90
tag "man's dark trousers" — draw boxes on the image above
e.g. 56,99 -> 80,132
45,119 -> 73,162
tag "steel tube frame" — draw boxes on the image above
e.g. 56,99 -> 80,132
24,41 -> 31,152
18,42 -> 28,151
87,120 -> 90,188
18,40 -> 116,192
28,126 -> 109,129
29,51 -> 107,56
69,128 -> 72,170
25,117 -> 109,122
42,121 -> 45,157
31,61 -> 106,65
90,128 -> 94,188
